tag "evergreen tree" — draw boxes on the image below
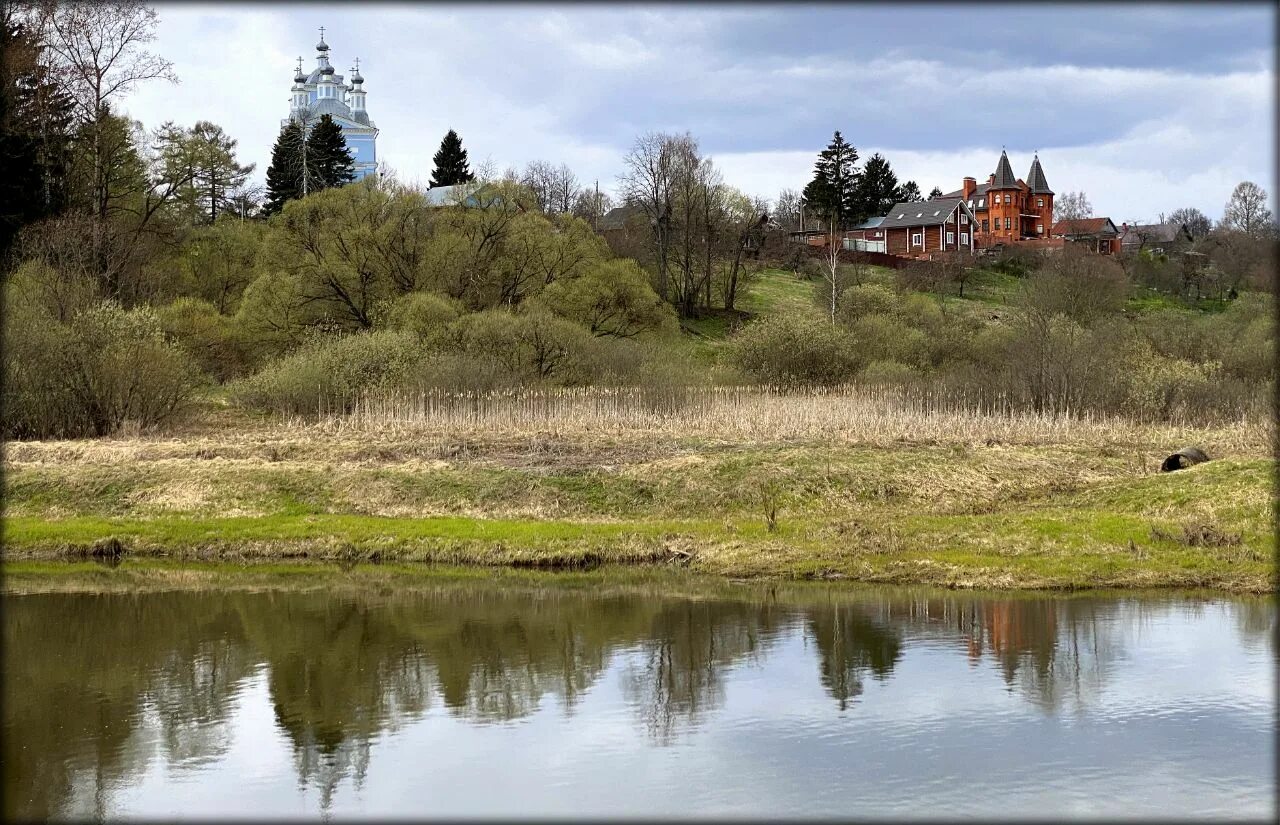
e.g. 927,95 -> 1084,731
263,120 -> 305,216
0,16 -> 75,259
928,186 -> 943,200
306,114 -> 354,190
896,181 -> 923,202
801,130 -> 860,230
429,128 -> 473,187
851,153 -> 899,219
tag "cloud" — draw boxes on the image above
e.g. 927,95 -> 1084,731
124,3 -> 1273,222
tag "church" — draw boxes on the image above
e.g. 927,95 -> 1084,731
283,28 -> 379,180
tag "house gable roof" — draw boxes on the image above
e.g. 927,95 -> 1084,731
1120,222 -> 1190,244
1052,217 -> 1119,237
877,197 -> 974,230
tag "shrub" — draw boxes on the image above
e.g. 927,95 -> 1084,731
385,291 -> 465,347
231,330 -> 427,415
836,283 -> 898,324
2,294 -> 203,438
156,298 -> 253,382
730,315 -> 860,386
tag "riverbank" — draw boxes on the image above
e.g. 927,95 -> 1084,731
4,392 -> 1274,592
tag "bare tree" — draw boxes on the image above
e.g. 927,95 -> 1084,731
1221,181 -> 1273,238
774,188 -> 801,232
1054,191 -> 1092,223
822,225 -> 841,324
1167,206 -> 1212,238
571,185 -> 612,228
619,131 -> 682,302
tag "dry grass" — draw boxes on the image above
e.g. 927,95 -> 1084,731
329,385 -> 1269,453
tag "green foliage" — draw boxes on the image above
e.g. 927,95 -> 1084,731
386,292 -> 465,346
731,315 -> 860,386
539,258 -> 676,339
155,297 -> 252,383
3,279 -> 203,438
231,330 -> 427,415
176,217 -> 265,313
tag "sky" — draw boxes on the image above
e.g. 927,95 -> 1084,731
121,2 -> 1277,222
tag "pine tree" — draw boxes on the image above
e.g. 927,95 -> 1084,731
429,129 -> 473,188
896,181 -> 923,203
801,130 -> 860,230
852,153 -> 900,219
306,114 -> 354,190
262,120 -> 305,216
0,17 -> 75,258
928,186 -> 943,200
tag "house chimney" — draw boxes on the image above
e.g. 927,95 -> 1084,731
962,177 -> 976,199
988,174 -> 995,186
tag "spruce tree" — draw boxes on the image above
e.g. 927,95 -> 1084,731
801,130 -> 860,230
928,186 -> 943,200
306,114 -> 355,189
896,181 -> 923,203
0,17 -> 74,258
429,129 -> 473,188
263,120 -> 305,216
852,153 -> 900,219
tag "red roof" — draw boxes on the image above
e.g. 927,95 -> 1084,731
1051,218 -> 1117,236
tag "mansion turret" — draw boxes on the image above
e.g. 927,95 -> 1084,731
283,28 -> 378,180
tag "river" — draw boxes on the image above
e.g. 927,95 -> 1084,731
3,571 -> 1274,820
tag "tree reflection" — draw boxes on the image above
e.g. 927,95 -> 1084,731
8,578 -> 1257,819
2,592 -> 256,821
622,600 -> 787,743
806,603 -> 903,710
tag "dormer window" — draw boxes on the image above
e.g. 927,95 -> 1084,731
978,198 -> 984,208
933,210 -> 940,216
915,212 -> 922,218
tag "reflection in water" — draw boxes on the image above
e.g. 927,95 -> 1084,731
3,580 -> 1273,820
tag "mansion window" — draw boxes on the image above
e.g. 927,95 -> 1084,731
1037,198 -> 1044,207
1004,194 -> 1011,203
1004,217 -> 1012,230
977,198 -> 984,207
981,219 -> 988,232
961,213 -> 968,225
1037,223 -> 1043,234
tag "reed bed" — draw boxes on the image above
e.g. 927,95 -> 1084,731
315,384 -> 1270,452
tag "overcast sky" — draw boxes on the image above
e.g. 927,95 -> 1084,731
122,2 -> 1276,221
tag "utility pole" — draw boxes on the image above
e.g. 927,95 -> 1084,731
593,179 -> 599,230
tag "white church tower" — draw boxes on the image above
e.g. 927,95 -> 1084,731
283,27 -> 379,180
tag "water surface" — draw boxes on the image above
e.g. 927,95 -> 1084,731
4,573 -> 1274,820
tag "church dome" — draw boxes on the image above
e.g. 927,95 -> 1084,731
320,64 -> 335,76
316,39 -> 329,52
351,70 -> 364,84
294,70 -> 306,83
